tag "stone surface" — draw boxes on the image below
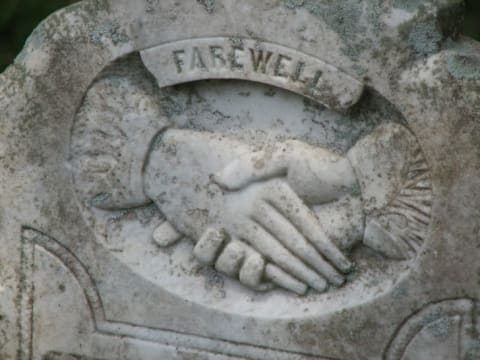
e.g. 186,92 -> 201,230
1,0 -> 480,359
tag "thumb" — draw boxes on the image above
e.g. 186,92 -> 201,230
152,221 -> 183,248
214,150 -> 289,190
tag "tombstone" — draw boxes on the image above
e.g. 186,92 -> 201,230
0,0 -> 479,359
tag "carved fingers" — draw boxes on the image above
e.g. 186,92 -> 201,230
263,180 -> 354,274
252,201 -> 345,286
224,179 -> 354,292
240,219 -> 328,292
192,200 -> 345,294
152,221 -> 183,247
152,179 -> 353,295
264,264 -> 308,295
185,178 -> 355,294
192,227 -> 308,295
193,227 -> 226,265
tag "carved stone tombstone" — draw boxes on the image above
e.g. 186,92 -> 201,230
1,0 -> 479,359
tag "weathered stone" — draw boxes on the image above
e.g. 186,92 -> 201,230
1,1 -> 480,359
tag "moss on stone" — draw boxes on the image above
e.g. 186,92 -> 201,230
197,0 -> 215,14
408,20 -> 443,56
447,52 -> 480,80
88,20 -> 129,46
284,0 -> 305,9
392,0 -> 424,12
282,0 -> 369,59
465,341 -> 480,360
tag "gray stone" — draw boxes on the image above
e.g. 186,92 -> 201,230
0,0 -> 479,359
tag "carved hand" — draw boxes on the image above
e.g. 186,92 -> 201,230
144,129 -> 354,294
215,139 -> 366,252
215,139 -> 359,205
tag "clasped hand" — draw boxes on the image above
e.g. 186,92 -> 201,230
144,129 -> 362,295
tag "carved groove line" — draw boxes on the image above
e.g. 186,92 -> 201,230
96,321 -> 336,360
18,227 -> 339,360
383,298 -> 475,360
17,231 -> 35,360
18,228 -> 106,360
23,228 -> 106,324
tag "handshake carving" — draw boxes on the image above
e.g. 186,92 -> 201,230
70,63 -> 430,296
73,112 -> 429,295
143,129 -> 364,295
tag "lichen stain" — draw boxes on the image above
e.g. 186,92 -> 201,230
13,0 -> 113,63
287,0 -> 364,40
425,316 -> 452,340
447,53 -> 480,80
392,0 -> 424,12
408,21 -> 443,56
283,0 -> 367,58
464,341 -> 480,360
88,20 -> 130,46
284,0 -> 304,9
197,0 -> 215,14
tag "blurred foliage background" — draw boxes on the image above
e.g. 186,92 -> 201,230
0,0 -> 480,72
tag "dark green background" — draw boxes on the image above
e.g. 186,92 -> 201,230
0,0 -> 479,72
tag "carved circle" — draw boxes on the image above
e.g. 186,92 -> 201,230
69,46 -> 433,317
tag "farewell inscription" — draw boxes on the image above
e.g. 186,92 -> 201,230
172,43 -> 320,82
141,38 -> 364,110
